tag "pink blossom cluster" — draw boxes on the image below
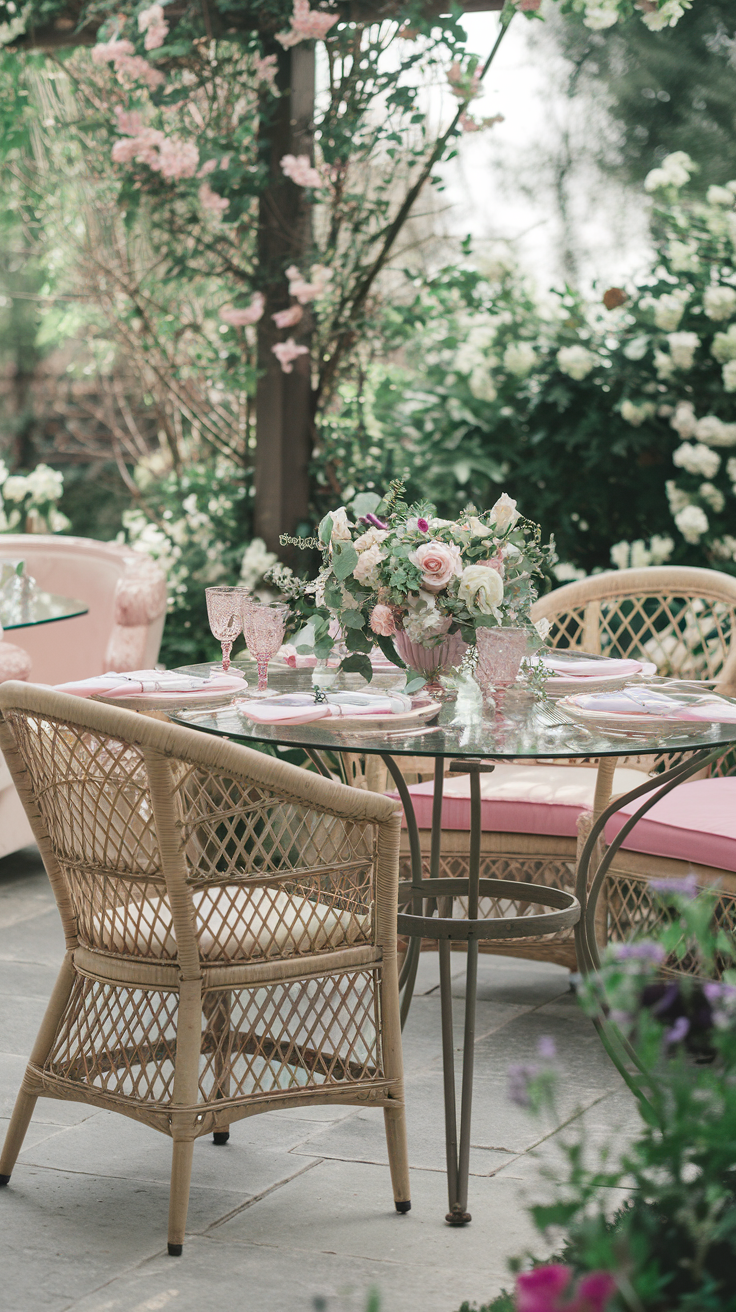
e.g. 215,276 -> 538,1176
219,293 -> 265,327
199,180 -> 229,214
280,153 -> 323,188
516,0 -> 542,10
447,60 -> 481,102
272,305 -> 304,329
272,339 -> 309,373
286,263 -> 332,304
92,40 -> 165,91
253,53 -> 278,89
138,3 -> 169,51
197,158 -> 218,177
515,1265 -> 616,1312
459,110 -> 504,134
276,0 -> 339,48
114,106 -> 145,136
111,126 -> 199,180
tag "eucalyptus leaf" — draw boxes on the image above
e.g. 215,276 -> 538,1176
339,653 -> 374,682
332,542 -> 359,581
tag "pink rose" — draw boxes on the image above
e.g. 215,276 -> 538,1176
479,549 -> 505,578
408,539 -> 463,594
370,604 -> 396,637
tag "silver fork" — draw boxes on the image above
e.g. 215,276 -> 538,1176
535,700 -> 593,736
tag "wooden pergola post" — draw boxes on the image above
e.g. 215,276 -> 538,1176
255,42 -> 315,556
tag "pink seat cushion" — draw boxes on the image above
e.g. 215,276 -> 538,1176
391,764 -> 649,839
605,777 -> 736,873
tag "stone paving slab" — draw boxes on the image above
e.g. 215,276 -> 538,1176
0,846 -> 638,1312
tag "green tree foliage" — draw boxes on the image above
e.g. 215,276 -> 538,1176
553,0 -> 736,194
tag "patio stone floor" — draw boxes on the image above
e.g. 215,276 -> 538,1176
0,846 -> 637,1312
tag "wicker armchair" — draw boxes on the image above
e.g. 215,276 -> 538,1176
397,566 -> 736,970
0,684 -> 409,1255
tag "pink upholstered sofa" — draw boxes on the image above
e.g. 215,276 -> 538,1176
0,536 -> 167,857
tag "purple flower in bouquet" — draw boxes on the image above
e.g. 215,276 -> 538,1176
417,516 -> 429,533
516,1264 -> 616,1312
363,512 -> 388,531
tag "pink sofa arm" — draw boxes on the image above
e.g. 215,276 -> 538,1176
103,557 -> 168,672
0,641 -> 31,683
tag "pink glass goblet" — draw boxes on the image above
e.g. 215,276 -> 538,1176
206,586 -> 251,673
475,625 -> 529,718
242,600 -> 289,694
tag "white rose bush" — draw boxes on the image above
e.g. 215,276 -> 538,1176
273,482 -> 554,681
373,149 -> 736,580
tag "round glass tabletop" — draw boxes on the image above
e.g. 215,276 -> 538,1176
0,591 -> 88,630
168,661 -> 736,760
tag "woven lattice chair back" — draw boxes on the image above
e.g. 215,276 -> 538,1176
0,683 -> 410,1255
531,565 -> 736,690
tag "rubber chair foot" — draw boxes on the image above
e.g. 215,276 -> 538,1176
395,1201 -> 411,1214
168,1243 -> 183,1257
213,1132 -> 230,1145
0,1174 -> 10,1186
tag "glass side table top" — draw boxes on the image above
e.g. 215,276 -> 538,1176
169,661 -> 736,760
0,591 -> 88,631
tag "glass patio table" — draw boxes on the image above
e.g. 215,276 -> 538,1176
0,591 -> 88,630
168,663 -> 736,1226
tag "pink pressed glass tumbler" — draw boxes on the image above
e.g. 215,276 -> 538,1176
242,600 -> 289,693
205,586 -> 251,672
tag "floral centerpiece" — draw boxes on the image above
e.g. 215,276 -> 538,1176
278,482 -> 555,688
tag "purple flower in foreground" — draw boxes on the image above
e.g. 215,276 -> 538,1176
613,940 -> 666,964
666,1015 -> 690,1045
417,516 -> 429,533
508,1062 -> 539,1107
650,873 -> 699,899
516,1264 -> 616,1312
537,1035 -> 557,1060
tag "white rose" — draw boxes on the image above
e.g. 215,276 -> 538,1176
712,325 -> 736,364
651,290 -> 688,331
695,416 -> 736,447
667,331 -> 699,369
670,401 -> 698,439
672,443 -> 720,479
2,475 -> 29,503
674,504 -> 709,543
490,492 -> 519,533
352,542 -> 384,588
666,480 -> 690,514
557,345 -> 596,380
353,527 -> 388,552
700,483 -> 725,512
457,564 -> 504,615
621,400 -> 656,427
704,285 -> 736,322
723,361 -> 736,393
503,341 -> 537,376
464,515 -> 493,538
329,507 -> 352,542
654,350 -> 676,381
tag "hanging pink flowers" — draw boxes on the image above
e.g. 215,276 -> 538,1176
199,181 -> 229,214
276,0 -> 339,49
92,41 -> 165,90
286,263 -> 332,305
280,154 -> 323,188
272,339 -> 309,373
272,305 -> 304,329
219,294 -> 265,327
138,3 -> 169,50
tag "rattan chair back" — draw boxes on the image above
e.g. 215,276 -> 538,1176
0,683 -> 410,1254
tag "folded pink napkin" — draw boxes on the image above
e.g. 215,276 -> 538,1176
541,655 -> 647,678
236,690 -> 412,726
568,688 -> 736,723
54,670 -> 246,699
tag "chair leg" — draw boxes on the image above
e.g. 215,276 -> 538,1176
0,953 -> 75,1185
0,1084 -> 39,1184
383,1102 -> 411,1214
167,1137 -> 196,1256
